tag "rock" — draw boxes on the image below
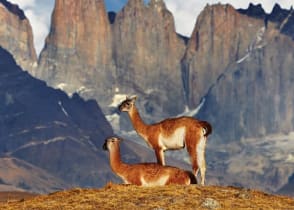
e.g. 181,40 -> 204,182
0,0 -> 37,71
237,3 -> 266,19
196,24 -> 294,142
112,0 -> 186,118
181,4 -> 264,107
37,0 -> 115,108
37,0 -> 186,120
201,198 -> 221,209
267,3 -> 291,24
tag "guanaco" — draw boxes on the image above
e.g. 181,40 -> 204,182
118,96 -> 212,185
103,137 -> 197,186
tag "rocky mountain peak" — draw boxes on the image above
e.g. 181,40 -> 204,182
123,0 -> 145,11
37,0 -> 115,105
112,0 -> 186,118
268,3 -> 291,23
47,0 -> 109,53
0,0 -> 36,72
238,3 -> 266,19
182,3 -> 264,107
0,0 -> 25,20
148,0 -> 166,12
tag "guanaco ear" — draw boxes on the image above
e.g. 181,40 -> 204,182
112,136 -> 123,142
130,95 -> 137,103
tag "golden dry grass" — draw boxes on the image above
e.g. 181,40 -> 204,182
0,183 -> 293,210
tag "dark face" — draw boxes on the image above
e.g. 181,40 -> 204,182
118,98 -> 133,112
103,137 -> 121,151
102,140 -> 108,151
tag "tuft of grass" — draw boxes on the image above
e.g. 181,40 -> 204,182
0,183 -> 293,209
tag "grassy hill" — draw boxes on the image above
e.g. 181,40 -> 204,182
0,183 -> 294,209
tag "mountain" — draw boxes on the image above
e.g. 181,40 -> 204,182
0,0 -> 294,196
37,0 -> 186,120
0,46 -> 115,191
0,157 -> 68,193
183,3 -> 294,142
0,46 -> 188,192
111,0 -> 186,117
183,3 -> 294,193
37,0 -> 115,109
0,0 -> 37,71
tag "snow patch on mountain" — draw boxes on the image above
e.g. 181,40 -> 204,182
177,98 -> 206,117
58,101 -> 69,117
109,94 -> 128,107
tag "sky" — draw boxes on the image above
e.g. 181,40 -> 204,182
8,0 -> 294,56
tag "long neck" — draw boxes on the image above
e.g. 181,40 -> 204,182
128,106 -> 149,137
108,144 -> 127,174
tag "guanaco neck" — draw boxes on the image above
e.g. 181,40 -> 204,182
109,144 -> 128,174
128,106 -> 149,138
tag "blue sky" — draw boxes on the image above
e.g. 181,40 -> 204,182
8,0 -> 294,55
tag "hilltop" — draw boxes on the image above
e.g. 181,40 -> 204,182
0,184 -> 294,210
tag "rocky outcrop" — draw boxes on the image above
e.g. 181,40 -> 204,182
112,0 -> 186,118
267,3 -> 291,24
237,3 -> 266,19
37,0 -> 115,108
181,4 -> 264,107
37,0 -> 186,119
197,27 -> 294,141
181,4 -> 294,142
0,0 -> 37,71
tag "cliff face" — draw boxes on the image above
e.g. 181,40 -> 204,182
181,4 -> 265,107
112,0 -> 186,117
197,30 -> 294,141
37,0 -> 186,119
37,0 -> 115,107
179,4 -> 294,194
0,0 -> 37,71
181,4 -> 294,142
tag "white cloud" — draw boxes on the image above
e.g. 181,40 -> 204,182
9,0 -> 52,55
24,9 -> 49,55
165,0 -> 203,36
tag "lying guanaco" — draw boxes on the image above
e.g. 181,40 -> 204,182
103,137 -> 197,186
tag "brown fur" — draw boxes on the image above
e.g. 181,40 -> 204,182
118,96 -> 212,185
103,137 -> 197,186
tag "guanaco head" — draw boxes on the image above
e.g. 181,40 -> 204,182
118,96 -> 137,112
103,137 -> 122,151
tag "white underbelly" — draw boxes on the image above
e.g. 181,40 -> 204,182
140,175 -> 169,186
158,127 -> 186,150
